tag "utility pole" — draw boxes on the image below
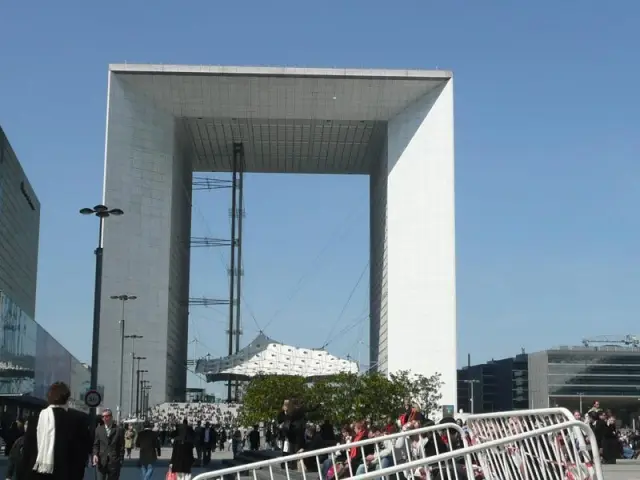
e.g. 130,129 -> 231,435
226,142 -> 244,401
135,364 -> 147,417
578,392 -> 584,415
110,294 -> 137,423
462,379 -> 480,414
79,204 -> 123,433
125,335 -> 143,417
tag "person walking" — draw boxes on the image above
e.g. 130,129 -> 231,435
169,420 -> 194,480
135,422 -> 160,480
5,420 -> 26,480
124,425 -> 135,459
92,409 -> 125,480
21,381 -> 85,479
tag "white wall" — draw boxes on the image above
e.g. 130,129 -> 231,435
369,138 -> 389,372
102,74 -> 191,414
382,79 -> 457,408
528,351 -> 550,408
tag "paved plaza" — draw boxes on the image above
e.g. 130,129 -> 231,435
2,449 -> 639,479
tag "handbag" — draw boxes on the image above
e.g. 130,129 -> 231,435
166,471 -> 177,480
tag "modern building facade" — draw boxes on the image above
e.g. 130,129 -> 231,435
460,342 -> 640,417
457,354 -> 529,414
101,64 -> 457,411
528,345 -> 640,414
0,126 -> 90,411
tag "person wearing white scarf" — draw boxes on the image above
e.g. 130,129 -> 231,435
24,381 -> 72,479
33,404 -> 67,474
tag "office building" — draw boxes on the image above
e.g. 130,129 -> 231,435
100,64 -> 457,410
529,341 -> 640,413
0,126 -> 90,413
460,337 -> 640,416
457,354 -> 529,414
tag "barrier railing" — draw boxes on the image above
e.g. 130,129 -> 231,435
193,410 -> 602,480
352,420 -> 602,480
462,408 -> 602,479
193,422 -> 470,480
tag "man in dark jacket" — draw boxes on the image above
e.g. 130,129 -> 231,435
136,422 -> 160,480
92,408 -> 125,480
5,420 -> 26,480
67,408 -> 92,480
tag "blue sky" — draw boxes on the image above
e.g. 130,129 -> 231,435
1,1 -> 639,393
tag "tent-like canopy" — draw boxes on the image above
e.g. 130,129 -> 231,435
195,333 -> 358,382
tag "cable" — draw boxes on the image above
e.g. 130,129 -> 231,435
261,205 -> 365,332
323,313 -> 369,349
321,262 -> 369,348
187,178 -> 263,335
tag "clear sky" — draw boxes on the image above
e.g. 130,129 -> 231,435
1,1 -> 639,393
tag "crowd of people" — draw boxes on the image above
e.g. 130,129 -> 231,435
573,400 -> 639,463
260,397 -> 640,478
4,383 -> 640,480
1,381 -> 203,480
147,402 -> 240,427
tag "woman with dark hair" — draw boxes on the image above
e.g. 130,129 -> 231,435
169,420 -> 194,480
21,381 -> 73,479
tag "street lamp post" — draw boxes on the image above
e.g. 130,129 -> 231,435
125,334 -> 143,418
462,379 -> 480,414
578,392 -> 585,414
141,381 -> 151,418
135,361 -> 147,417
143,384 -> 152,417
80,204 -> 123,429
110,294 -> 137,422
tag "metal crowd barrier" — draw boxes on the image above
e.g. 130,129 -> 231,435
193,408 -> 603,480
355,420 -> 602,480
193,422 -> 470,480
462,408 -> 603,479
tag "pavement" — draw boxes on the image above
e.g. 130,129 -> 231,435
1,448 -> 639,479
0,447 -> 235,480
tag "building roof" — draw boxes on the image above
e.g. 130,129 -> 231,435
108,64 -> 451,174
194,333 -> 359,381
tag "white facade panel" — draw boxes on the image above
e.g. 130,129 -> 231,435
385,80 -> 456,407
101,74 -> 190,413
102,67 -> 456,409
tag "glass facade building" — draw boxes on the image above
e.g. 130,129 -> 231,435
0,291 -> 90,407
0,126 -> 89,411
529,347 -> 640,413
457,354 -> 529,414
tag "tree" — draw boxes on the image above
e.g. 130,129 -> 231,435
391,370 -> 443,418
237,370 -> 443,426
238,375 -> 308,426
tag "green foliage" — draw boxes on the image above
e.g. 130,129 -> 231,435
238,375 -> 308,426
391,371 -> 443,417
238,369 -> 443,426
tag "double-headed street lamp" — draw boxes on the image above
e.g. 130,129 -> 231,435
135,362 -> 147,417
110,294 -> 137,422
80,204 -> 123,425
125,334 -> 143,418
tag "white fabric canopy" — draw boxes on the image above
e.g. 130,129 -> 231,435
195,333 -> 358,381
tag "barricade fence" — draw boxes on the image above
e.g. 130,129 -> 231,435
354,420 -> 601,480
193,422 -> 470,480
463,408 -> 602,479
193,408 -> 603,480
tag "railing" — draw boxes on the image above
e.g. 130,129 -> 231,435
463,408 -> 603,479
193,422 -> 470,480
193,408 -> 602,480
356,420 -> 601,480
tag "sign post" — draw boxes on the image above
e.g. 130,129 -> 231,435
84,389 -> 102,408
